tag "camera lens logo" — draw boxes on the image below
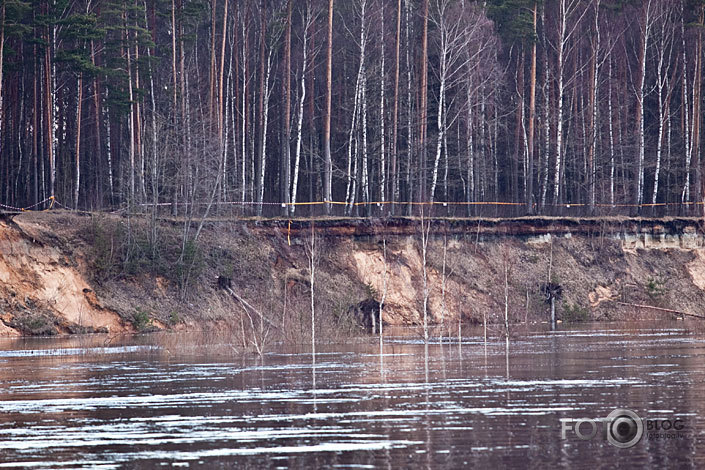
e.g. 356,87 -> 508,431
606,409 -> 643,448
561,408 -> 647,448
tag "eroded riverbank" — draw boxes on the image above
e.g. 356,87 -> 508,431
2,212 -> 705,338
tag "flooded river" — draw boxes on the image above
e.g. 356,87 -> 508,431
0,322 -> 703,468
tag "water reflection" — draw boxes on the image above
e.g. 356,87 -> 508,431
0,322 -> 702,468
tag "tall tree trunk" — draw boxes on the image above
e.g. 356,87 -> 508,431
0,1 -> 5,176
44,4 -> 55,200
171,0 -> 180,214
308,17 -> 317,203
219,0 -> 229,143
171,0 -> 178,115
232,1 -> 240,203
391,0 -> 401,211
181,3 -> 190,216
345,57 -> 361,212
209,0 -> 217,127
360,0 -> 369,207
466,76 -> 474,209
540,5 -> 550,210
379,0 -> 386,208
430,2 -> 447,204
515,50 -> 525,207
90,39 -> 103,207
587,0 -> 600,210
635,0 -> 653,207
134,25 -> 145,204
405,0 -> 413,211
419,0 -> 429,202
553,0 -> 567,204
693,6 -> 704,207
145,0 -> 159,255
681,0 -> 692,202
653,7 -> 676,206
126,12 -> 136,207
241,6 -> 248,203
281,0 -> 292,215
324,0 -> 334,212
527,2 -> 537,213
346,1 -> 370,213
32,39 -> 39,204
257,0 -> 266,214
608,56 -> 615,207
74,73 -> 83,209
361,64 -> 369,206
105,89 -> 114,203
258,45 -> 275,215
291,2 -> 312,214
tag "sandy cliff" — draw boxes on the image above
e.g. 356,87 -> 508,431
1,212 -> 705,337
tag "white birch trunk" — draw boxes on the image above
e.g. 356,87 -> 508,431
379,2 -> 386,205
589,0 -> 600,209
360,0 -> 369,205
361,69 -> 369,205
652,8 -> 674,206
552,0 -> 589,205
291,7 -> 311,214
223,60 -> 231,203
682,0 -> 692,202
0,3 -> 4,165
135,40 -> 146,205
257,50 -> 274,215
540,8 -> 550,209
481,90 -> 488,199
241,17 -> 248,203
105,89 -> 113,201
126,37 -> 136,206
145,5 -> 158,210
466,82 -> 474,205
430,38 -> 446,204
442,96 -> 448,202
51,23 -> 58,199
608,57 -> 615,207
405,0 -> 413,209
519,66 -> 529,202
74,74 -> 82,209
345,73 -> 361,212
553,0 -> 566,204
636,0 -> 653,206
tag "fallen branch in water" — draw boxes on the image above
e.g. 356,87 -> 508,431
225,287 -> 277,329
615,301 -> 705,319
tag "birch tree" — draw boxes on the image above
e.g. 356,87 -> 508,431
291,2 -> 316,214
281,0 -> 292,216
323,0 -> 334,212
551,0 -> 589,204
345,0 -> 370,213
586,0 -> 600,210
652,2 -> 677,206
391,0 -> 402,209
527,2 -> 537,212
634,0 -> 656,207
379,0 -> 386,208
419,0 -> 429,201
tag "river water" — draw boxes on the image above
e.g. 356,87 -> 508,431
0,322 -> 702,468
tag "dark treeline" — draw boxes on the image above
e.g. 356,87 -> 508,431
1,0 -> 704,216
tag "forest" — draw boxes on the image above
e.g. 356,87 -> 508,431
0,0 -> 704,217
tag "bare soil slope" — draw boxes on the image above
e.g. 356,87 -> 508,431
1,212 -> 704,337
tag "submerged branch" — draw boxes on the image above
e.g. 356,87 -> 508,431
615,301 -> 705,319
